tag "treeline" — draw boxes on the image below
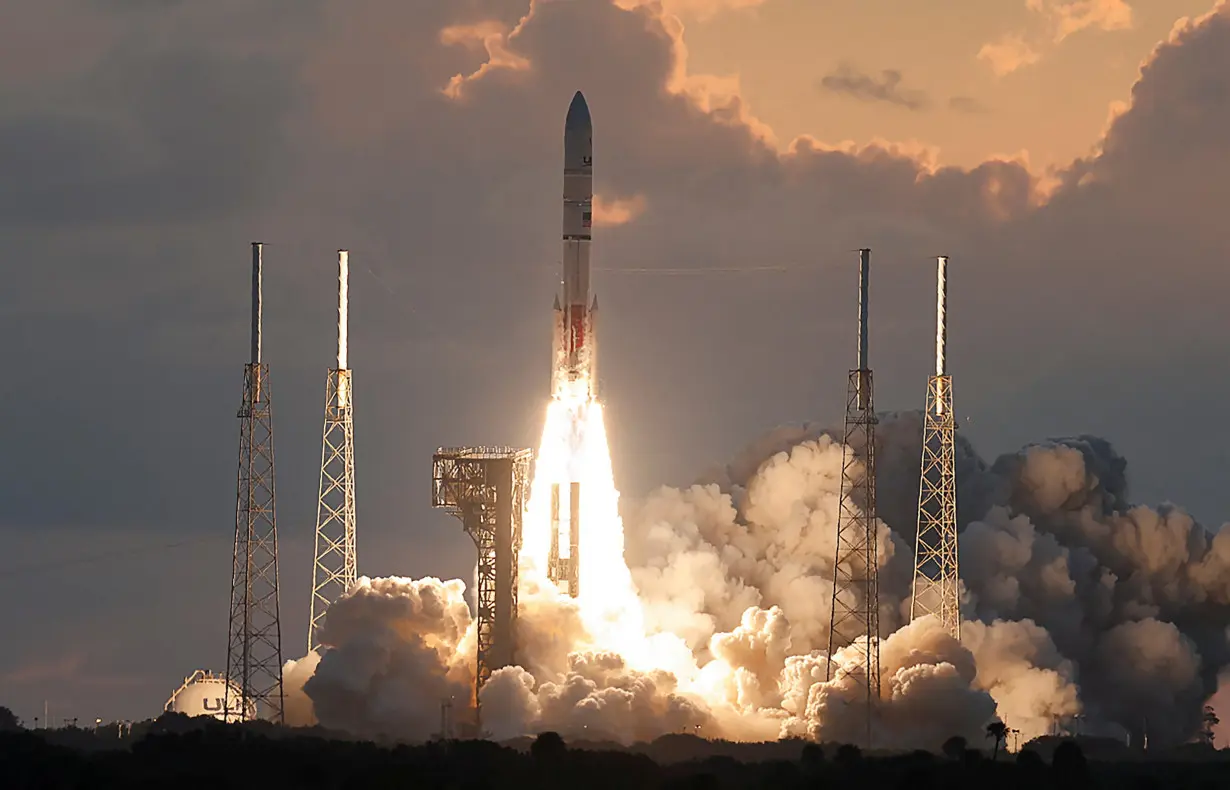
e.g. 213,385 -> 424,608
1,714 -> 1228,789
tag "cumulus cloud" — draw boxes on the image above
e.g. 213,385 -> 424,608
979,0 -> 1134,75
1029,0 -> 1134,42
977,34 -> 1042,76
440,5 -> 537,99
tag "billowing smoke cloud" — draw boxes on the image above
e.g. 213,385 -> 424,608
625,414 -> 1230,745
292,576 -> 476,739
957,434 -> 1230,742
287,413 -> 1230,749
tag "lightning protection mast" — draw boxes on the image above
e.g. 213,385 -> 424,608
910,256 -> 960,639
308,250 -> 358,653
826,247 -> 881,750
225,242 -> 285,724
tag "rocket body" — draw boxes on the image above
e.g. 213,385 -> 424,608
552,91 -> 598,401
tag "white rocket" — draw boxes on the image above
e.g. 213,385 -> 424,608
551,91 -> 598,401
546,92 -> 595,598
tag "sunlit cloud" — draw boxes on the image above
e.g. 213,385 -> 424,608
616,0 -> 769,20
593,194 -> 648,227
1031,0 -> 1133,42
980,1 -> 1134,76
978,34 -> 1042,76
439,11 -> 534,99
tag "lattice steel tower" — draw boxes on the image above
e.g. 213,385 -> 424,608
910,256 -> 960,639
308,250 -> 358,653
431,447 -> 532,711
225,242 -> 285,723
826,248 -> 881,748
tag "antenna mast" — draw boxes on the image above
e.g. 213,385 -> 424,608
309,250 -> 359,652
225,242 -> 285,723
826,248 -> 881,749
910,256 -> 961,639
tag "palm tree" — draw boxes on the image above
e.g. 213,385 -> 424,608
986,721 -> 1008,761
1200,705 -> 1219,746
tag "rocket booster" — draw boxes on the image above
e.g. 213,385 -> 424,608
552,91 -> 598,400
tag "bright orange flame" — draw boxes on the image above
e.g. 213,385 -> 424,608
522,392 -> 647,653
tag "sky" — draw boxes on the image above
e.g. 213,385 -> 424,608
1,0 -> 1229,727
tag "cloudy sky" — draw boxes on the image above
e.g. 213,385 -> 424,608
2,0 -> 1229,725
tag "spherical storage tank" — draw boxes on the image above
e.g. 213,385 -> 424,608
164,670 -> 255,723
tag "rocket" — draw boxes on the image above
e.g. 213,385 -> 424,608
546,92 -> 595,599
551,91 -> 598,401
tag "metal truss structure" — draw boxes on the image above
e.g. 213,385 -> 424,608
308,368 -> 357,652
308,251 -> 357,654
225,242 -> 284,724
911,256 -> 960,639
826,249 -> 880,749
431,447 -> 532,708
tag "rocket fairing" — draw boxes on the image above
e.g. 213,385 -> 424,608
551,91 -> 599,400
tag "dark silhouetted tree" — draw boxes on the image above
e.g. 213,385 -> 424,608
531,731 -> 567,762
834,743 -> 861,769
1199,705 -> 1219,746
1052,739 -> 1088,784
941,735 -> 966,761
1015,749 -> 1044,770
0,706 -> 19,731
986,721 -> 1008,761
800,742 -> 825,772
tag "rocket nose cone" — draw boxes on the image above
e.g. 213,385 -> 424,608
566,91 -> 591,130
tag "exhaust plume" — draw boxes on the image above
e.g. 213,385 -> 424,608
287,414 -> 1230,749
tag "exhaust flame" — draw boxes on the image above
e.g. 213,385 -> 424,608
523,388 -> 649,658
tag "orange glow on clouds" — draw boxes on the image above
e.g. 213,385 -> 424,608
592,194 -> 647,227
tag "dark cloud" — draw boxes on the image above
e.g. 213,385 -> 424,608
818,63 -> 930,110
948,95 -> 990,114
0,50 -> 297,226
1,0 -> 1229,725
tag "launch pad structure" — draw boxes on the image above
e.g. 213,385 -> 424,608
309,250 -> 358,653
431,447 -> 532,708
910,256 -> 961,639
826,248 -> 881,750
225,242 -> 286,724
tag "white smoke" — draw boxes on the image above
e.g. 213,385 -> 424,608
292,576 -> 476,739
289,414 -> 1230,749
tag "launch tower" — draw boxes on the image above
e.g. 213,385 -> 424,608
431,447 -> 532,711
224,242 -> 285,723
910,256 -> 960,639
826,248 -> 881,748
308,250 -> 358,653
